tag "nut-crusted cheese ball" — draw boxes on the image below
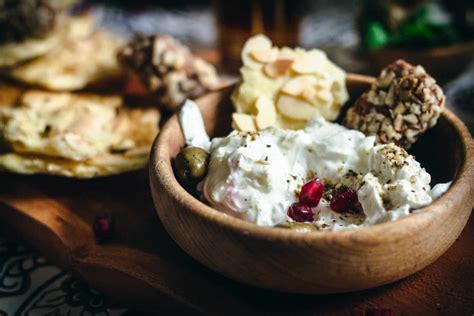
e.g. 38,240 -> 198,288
231,34 -> 348,131
345,59 -> 445,148
118,34 -> 219,111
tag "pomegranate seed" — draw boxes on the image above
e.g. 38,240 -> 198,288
330,187 -> 358,213
93,213 -> 114,243
288,202 -> 314,222
299,178 -> 324,207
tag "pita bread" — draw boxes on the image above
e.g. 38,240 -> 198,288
1,91 -> 122,161
0,14 -> 94,68
0,88 -> 160,178
0,149 -> 150,178
0,84 -> 24,108
10,31 -> 123,91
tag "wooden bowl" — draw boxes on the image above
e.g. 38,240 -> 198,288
149,74 -> 474,294
367,41 -> 474,84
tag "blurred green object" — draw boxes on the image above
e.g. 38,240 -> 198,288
363,21 -> 390,49
391,3 -> 459,47
360,0 -> 471,50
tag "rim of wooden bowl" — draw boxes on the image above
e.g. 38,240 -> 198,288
151,73 -> 474,245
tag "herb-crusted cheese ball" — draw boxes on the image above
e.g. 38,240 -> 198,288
345,59 -> 445,148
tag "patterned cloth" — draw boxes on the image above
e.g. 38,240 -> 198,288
0,237 -> 129,315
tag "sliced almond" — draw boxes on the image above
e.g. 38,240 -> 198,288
301,86 -> 317,104
232,113 -> 257,132
291,50 -> 326,75
403,114 -> 418,124
263,59 -> 294,78
281,75 -> 317,96
278,47 -> 297,60
241,34 -> 272,69
394,114 -> 403,131
255,96 -> 276,129
405,129 -> 419,142
250,47 -> 278,63
162,50 -> 176,66
315,79 -> 331,90
277,94 -> 319,120
315,90 -> 333,106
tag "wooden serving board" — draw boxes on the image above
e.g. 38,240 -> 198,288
0,171 -> 473,315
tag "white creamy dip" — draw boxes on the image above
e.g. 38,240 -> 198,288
179,101 -> 451,231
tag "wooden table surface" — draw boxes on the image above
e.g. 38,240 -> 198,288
0,4 -> 473,314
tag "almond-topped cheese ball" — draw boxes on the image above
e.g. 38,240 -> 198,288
231,34 -> 349,131
345,59 -> 445,149
0,87 -> 160,178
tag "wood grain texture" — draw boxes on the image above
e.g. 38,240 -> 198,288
151,75 -> 474,294
0,74 -> 472,315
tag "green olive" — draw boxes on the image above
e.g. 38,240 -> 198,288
174,146 -> 210,186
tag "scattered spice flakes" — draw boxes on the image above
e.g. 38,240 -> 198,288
382,195 -> 393,209
377,143 -> 410,169
346,169 -> 358,177
306,170 -> 316,179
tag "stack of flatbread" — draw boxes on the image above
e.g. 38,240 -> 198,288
1,14 -> 123,91
0,7 -> 161,178
0,85 -> 159,178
